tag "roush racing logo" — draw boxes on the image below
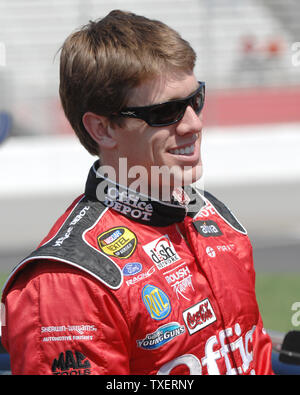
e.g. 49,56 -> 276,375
142,234 -> 181,270
164,264 -> 195,301
183,299 -> 217,335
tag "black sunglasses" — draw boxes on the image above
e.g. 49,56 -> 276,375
116,81 -> 205,127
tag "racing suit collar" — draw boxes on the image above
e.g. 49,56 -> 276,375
84,161 -> 205,227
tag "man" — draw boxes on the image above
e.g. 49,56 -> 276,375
1,10 -> 273,375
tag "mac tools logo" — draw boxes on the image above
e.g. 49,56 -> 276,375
142,235 -> 181,270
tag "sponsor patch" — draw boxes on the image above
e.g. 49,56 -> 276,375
142,284 -> 171,321
97,227 -> 137,259
206,246 -> 216,258
104,186 -> 154,221
142,234 -> 181,270
125,265 -> 155,286
137,322 -> 185,350
164,264 -> 194,301
51,350 -> 91,375
122,262 -> 143,276
41,324 -> 98,343
205,244 -> 235,258
193,220 -> 223,237
53,206 -> 90,247
183,298 -> 217,335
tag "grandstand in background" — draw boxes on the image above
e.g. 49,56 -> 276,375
0,0 -> 299,135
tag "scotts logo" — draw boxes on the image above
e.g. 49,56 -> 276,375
193,220 -> 223,238
142,284 -> 171,320
142,235 -> 181,270
183,299 -> 217,335
52,350 -> 91,375
97,227 -> 137,259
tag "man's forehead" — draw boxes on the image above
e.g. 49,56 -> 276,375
127,72 -> 198,107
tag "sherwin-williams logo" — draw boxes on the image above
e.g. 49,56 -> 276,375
142,235 -> 181,270
142,284 -> 171,321
137,322 -> 185,350
97,227 -> 137,259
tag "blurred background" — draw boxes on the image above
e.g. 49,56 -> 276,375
0,0 -> 299,333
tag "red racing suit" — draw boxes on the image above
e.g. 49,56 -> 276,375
1,161 -> 273,375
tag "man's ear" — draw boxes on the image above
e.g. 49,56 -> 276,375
82,112 -> 116,149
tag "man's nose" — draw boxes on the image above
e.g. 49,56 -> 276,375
175,105 -> 202,135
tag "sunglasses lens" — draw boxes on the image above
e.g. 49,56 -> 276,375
118,82 -> 205,126
191,89 -> 204,114
148,101 -> 185,126
149,85 -> 205,126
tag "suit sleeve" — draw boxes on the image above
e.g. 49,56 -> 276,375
2,262 -> 131,375
252,314 -> 274,375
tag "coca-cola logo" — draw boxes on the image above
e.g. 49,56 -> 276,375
183,299 -> 217,335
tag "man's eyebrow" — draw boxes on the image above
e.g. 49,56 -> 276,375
161,83 -> 200,103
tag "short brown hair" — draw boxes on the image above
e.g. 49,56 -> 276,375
59,10 -> 196,155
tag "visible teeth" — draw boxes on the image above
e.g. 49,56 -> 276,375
170,144 -> 194,155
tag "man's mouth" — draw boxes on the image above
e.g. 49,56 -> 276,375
168,143 -> 195,156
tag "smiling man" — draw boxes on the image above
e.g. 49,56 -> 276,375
1,10 -> 273,375
85,73 -> 204,199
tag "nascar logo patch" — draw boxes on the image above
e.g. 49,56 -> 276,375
97,226 -> 137,259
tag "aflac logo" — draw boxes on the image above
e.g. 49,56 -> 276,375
142,284 -> 171,321
122,262 -> 142,276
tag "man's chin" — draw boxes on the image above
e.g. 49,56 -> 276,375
171,164 -> 203,187
148,165 -> 203,201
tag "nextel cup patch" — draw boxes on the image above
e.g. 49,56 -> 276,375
97,227 -> 137,259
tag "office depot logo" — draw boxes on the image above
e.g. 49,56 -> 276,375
183,299 -> 217,335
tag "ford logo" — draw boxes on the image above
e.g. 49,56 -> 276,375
123,262 -> 143,276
